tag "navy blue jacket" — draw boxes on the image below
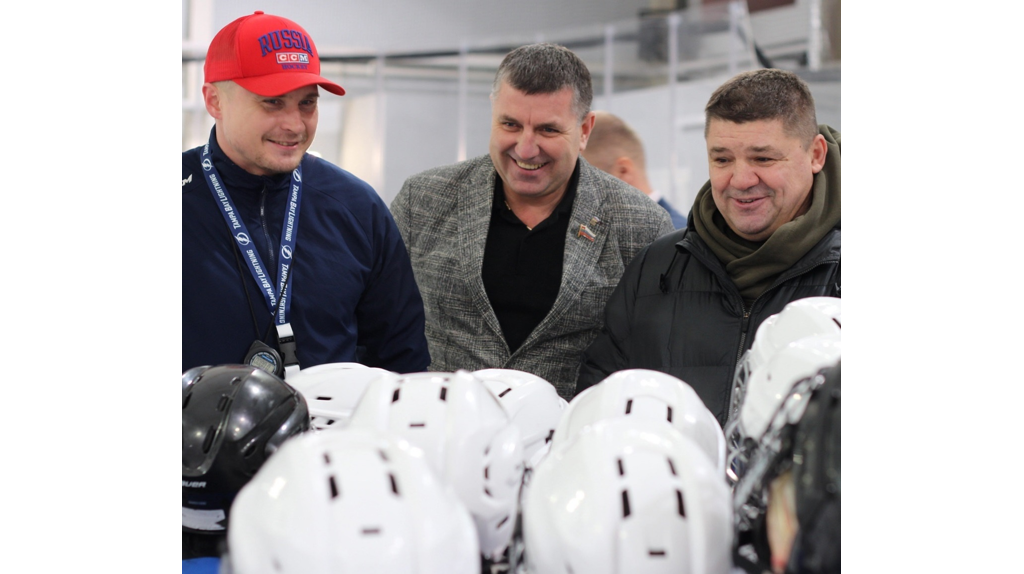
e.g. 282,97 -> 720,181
657,196 -> 688,230
182,131 -> 430,374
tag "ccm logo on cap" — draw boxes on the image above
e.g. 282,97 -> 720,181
277,53 -> 309,64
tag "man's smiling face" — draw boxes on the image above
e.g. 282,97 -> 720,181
706,118 -> 826,242
489,81 -> 593,203
206,81 -> 320,176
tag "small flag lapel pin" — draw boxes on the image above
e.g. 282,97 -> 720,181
578,223 -> 595,242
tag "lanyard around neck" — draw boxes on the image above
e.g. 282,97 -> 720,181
199,140 -> 302,327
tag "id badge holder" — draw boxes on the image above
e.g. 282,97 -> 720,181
276,322 -> 301,379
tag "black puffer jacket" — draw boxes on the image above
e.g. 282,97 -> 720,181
575,225 -> 840,426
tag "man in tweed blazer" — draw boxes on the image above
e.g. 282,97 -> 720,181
390,44 -> 673,399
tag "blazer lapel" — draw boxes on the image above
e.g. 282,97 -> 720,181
518,162 -> 610,352
457,158 -> 506,344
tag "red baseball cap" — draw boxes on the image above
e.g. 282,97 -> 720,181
204,11 -> 345,96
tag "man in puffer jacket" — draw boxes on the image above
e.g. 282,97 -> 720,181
576,69 -> 840,427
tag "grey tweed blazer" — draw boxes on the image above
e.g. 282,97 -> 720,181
390,155 -> 674,398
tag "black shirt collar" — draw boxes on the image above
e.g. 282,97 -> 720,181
492,159 -> 580,230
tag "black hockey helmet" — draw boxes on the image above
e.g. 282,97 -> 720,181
182,364 -> 310,534
785,360 -> 840,574
732,359 -> 840,574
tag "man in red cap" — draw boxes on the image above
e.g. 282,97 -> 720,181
182,12 -> 429,390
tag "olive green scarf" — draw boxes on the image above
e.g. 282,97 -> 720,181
691,125 -> 841,306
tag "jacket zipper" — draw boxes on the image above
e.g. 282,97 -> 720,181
733,258 -> 839,365
727,308 -> 752,423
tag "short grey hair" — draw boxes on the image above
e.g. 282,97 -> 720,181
492,43 -> 593,121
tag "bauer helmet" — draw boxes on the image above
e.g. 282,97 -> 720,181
182,364 -> 309,534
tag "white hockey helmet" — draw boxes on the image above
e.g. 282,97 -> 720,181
725,334 -> 841,485
347,370 -> 525,560
551,369 -> 725,474
473,368 -> 567,471
226,427 -> 480,574
728,297 -> 841,424
522,417 -> 733,574
286,362 -> 392,430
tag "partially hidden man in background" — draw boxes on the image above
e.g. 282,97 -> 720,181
182,11 -> 430,378
390,43 -> 674,400
582,110 -> 688,229
576,68 -> 841,425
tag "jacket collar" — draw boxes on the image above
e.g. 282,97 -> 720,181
676,223 -> 840,296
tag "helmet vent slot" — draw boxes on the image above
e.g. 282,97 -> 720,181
361,527 -> 381,535
202,426 -> 217,453
497,515 -> 509,529
625,399 -> 633,414
666,406 -> 673,422
833,318 -> 841,328
409,422 -> 426,428
182,393 -> 192,410
392,389 -> 401,403
315,396 -> 332,401
676,489 -> 686,517
484,466 -> 490,479
323,453 -> 331,465
616,458 -> 625,476
329,475 -> 339,499
484,487 -> 492,497
389,473 -> 400,495
499,387 -> 512,398
439,387 -> 448,401
545,429 -> 554,443
325,419 -> 336,426
648,550 -> 666,557
217,395 -> 230,412
378,449 -> 389,462
621,489 -> 631,517
667,458 -> 677,476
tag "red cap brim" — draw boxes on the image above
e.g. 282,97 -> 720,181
235,73 -> 346,96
